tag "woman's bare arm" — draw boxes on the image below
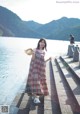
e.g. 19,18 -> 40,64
31,52 -> 35,60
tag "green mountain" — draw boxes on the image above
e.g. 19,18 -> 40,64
0,6 -> 80,41
47,25 -> 80,41
36,17 -> 80,41
0,24 -> 14,36
24,20 -> 43,30
0,6 -> 43,38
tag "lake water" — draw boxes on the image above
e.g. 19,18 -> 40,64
0,37 -> 79,105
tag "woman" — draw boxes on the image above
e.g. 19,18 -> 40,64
26,38 -> 49,104
70,34 -> 75,44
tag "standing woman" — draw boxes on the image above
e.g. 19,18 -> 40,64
26,38 -> 49,104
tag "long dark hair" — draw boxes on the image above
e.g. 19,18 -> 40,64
36,38 -> 47,51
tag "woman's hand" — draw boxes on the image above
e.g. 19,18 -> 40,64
45,57 -> 51,62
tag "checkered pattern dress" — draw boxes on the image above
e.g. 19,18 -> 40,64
26,49 -> 49,96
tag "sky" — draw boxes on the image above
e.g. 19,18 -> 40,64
0,0 -> 80,24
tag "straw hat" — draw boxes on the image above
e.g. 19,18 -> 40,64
25,48 -> 33,55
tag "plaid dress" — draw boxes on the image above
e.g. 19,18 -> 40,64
26,49 -> 49,96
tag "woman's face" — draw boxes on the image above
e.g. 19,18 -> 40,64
39,40 -> 45,49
